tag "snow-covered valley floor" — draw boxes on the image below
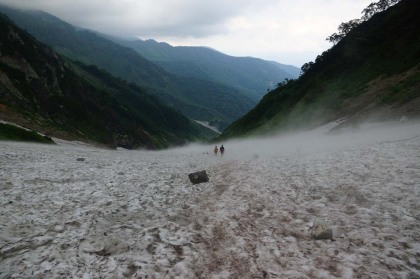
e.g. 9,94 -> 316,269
1,122 -> 420,278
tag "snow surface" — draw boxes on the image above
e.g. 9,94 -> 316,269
1,121 -> 420,278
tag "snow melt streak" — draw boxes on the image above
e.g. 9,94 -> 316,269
0,135 -> 419,278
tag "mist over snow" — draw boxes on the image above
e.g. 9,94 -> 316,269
1,121 -> 419,278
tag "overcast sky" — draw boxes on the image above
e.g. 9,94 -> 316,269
1,0 -> 372,67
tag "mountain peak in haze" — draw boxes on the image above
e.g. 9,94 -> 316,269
113,37 -> 300,99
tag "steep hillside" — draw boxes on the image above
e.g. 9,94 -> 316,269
0,6 -> 255,130
116,38 -> 299,99
0,14 -> 206,149
0,122 -> 54,143
220,0 -> 420,139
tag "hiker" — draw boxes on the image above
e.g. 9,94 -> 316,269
220,144 -> 225,156
214,145 -> 218,155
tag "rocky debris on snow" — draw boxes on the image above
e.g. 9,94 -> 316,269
79,234 -> 130,257
188,170 -> 209,184
310,218 -> 343,240
76,157 -> 85,162
0,180 -> 13,191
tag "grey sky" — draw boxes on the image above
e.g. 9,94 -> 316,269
0,0 -> 372,66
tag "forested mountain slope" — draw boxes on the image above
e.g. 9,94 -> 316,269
0,5 -> 255,130
220,0 -> 420,139
0,14 -> 205,149
117,38 -> 299,100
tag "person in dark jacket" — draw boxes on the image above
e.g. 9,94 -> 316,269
220,145 -> 225,156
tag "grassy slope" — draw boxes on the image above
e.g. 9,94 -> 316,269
0,123 -> 54,143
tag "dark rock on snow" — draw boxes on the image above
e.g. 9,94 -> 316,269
311,218 -> 343,240
188,170 -> 209,184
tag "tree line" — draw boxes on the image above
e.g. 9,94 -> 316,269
326,0 -> 401,45
300,0 -> 401,76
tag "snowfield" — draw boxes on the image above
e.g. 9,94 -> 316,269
1,122 -> 419,279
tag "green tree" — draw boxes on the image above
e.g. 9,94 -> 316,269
300,61 -> 315,75
326,19 -> 361,44
362,0 -> 400,20
327,0 -> 402,44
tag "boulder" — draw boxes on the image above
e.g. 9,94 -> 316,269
188,170 -> 209,184
310,218 -> 343,240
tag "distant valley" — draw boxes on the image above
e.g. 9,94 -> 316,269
0,14 -> 209,148
0,5 -> 299,132
1,1 -> 416,148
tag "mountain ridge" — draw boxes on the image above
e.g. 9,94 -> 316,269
115,38 -> 299,100
0,5 -> 258,130
0,13 -> 208,148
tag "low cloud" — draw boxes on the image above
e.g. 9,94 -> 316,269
0,0 -> 371,66
1,0 -> 268,37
